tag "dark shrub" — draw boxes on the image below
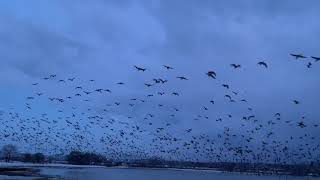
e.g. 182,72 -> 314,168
33,153 -> 46,163
22,153 -> 33,162
67,151 -> 108,165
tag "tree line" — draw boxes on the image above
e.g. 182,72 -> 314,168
0,144 -> 319,176
0,144 -> 111,165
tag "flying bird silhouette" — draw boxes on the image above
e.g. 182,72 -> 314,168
177,76 -> 188,80
83,91 -> 91,95
95,89 -> 103,93
159,79 -> 168,84
145,83 -> 153,87
225,95 -> 232,101
163,65 -> 174,70
293,100 -> 300,104
104,89 -> 112,93
311,56 -> 320,62
307,62 -> 312,68
290,53 -> 307,59
257,61 -> 268,68
298,121 -> 306,128
206,71 -> 216,79
134,66 -> 147,72
230,64 -> 241,69
153,79 -> 161,84
222,84 -> 230,89
158,92 -> 165,96
172,92 -> 179,96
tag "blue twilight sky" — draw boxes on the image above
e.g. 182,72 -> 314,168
0,0 -> 319,161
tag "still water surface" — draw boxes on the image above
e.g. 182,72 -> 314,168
39,167 -> 320,180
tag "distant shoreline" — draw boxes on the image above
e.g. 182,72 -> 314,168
113,166 -> 319,177
0,162 -> 319,178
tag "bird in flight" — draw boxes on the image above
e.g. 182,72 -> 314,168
298,121 -> 306,128
172,92 -> 179,96
222,84 -> 230,89
163,65 -> 174,70
159,79 -> 168,84
206,71 -> 217,79
257,61 -> 268,68
307,62 -> 312,68
230,64 -> 241,69
104,89 -> 112,93
290,53 -> 307,59
225,95 -> 232,100
145,83 -> 153,87
293,100 -> 300,104
95,89 -> 103,93
134,66 -> 147,72
83,91 -> 91,95
32,83 -> 39,86
153,79 -> 161,84
177,76 -> 188,80
311,56 -> 320,62
158,92 -> 165,96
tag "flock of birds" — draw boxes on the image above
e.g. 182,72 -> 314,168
0,53 -> 319,164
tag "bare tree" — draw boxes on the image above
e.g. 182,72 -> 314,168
1,144 -> 17,162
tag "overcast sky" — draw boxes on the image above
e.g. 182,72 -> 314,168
0,1 -> 319,159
